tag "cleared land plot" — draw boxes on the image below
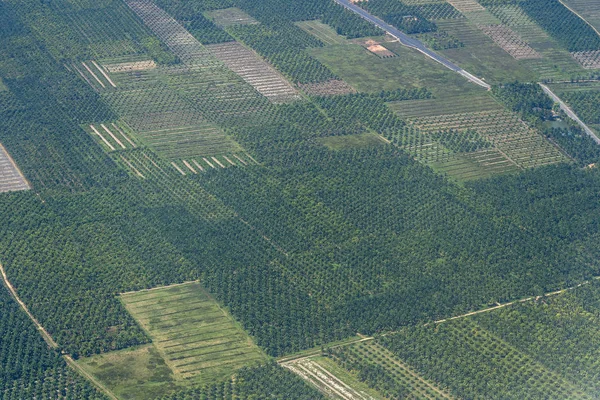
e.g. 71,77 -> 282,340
205,8 -> 259,28
102,60 -> 157,73
295,20 -> 348,45
0,144 -> 30,193
206,42 -> 301,103
77,345 -> 178,400
571,50 -> 600,69
283,358 -> 380,400
121,282 -> 266,383
478,24 -> 541,60
299,79 -> 357,96
352,38 -> 397,58
0,78 -> 7,91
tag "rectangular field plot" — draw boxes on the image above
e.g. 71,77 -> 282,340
205,8 -> 259,28
70,60 -> 117,91
170,153 -> 258,175
410,110 -> 567,169
206,42 -> 300,103
299,79 -> 356,96
478,24 -> 541,60
85,122 -> 138,152
121,282 -> 267,383
571,50 -> 600,69
295,20 -> 348,46
0,144 -> 30,193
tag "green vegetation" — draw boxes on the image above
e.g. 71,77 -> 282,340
492,81 -> 554,124
0,284 -> 106,399
319,132 -> 388,150
121,283 -> 267,384
545,126 -> 600,166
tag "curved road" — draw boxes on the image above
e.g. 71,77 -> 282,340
333,0 -> 491,89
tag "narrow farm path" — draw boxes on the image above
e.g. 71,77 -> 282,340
0,261 -> 119,400
539,83 -> 600,144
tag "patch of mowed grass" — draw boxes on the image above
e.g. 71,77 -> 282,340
319,132 -> 388,150
77,345 -> 178,400
308,43 -> 483,97
295,20 -> 347,46
121,282 -> 267,385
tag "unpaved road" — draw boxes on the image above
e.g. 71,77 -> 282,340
332,0 -> 491,89
539,83 -> 600,145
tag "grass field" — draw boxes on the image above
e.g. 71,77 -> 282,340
319,133 -> 388,151
205,8 -> 259,28
309,43 -> 482,97
121,282 -> 267,383
295,20 -> 348,46
0,78 -> 7,92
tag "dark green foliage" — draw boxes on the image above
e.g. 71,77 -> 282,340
432,129 -> 492,153
154,0 -> 234,18
228,24 -> 337,84
545,126 -> 600,166
417,31 -> 464,50
158,363 -> 326,400
561,91 -> 600,125
521,0 -> 600,52
184,14 -> 234,44
492,82 -> 554,124
357,0 -> 439,34
0,283 -> 106,399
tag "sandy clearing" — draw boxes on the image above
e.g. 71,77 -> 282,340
91,61 -> 117,88
89,125 -> 116,151
81,62 -> 106,88
211,156 -> 226,168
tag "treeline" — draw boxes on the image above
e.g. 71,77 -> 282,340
0,284 -> 106,399
356,0 -> 448,34
545,126 -> 600,166
492,81 -> 554,125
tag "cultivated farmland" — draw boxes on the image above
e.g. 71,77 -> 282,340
295,20 -> 348,46
205,8 -> 260,28
0,143 -> 30,193
206,42 -> 301,103
478,24 -> 541,60
121,282 -> 267,383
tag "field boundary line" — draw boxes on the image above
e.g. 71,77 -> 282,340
64,356 -> 119,400
426,276 -> 600,326
0,262 -> 119,399
278,336 -> 374,364
539,83 -> 600,144
0,261 -> 57,348
559,0 -> 600,38
119,280 -> 199,296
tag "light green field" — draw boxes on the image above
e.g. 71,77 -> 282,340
308,43 -> 484,97
319,132 -> 388,151
387,92 -> 503,118
295,20 -> 347,45
0,78 -> 7,92
77,282 -> 267,399
77,345 -> 178,400
121,282 -> 266,383
205,7 -> 259,28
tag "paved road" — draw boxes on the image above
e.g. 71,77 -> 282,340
539,83 -> 600,145
333,0 -> 491,89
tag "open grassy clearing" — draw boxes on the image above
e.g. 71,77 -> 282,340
0,78 -> 7,92
77,345 -> 178,400
319,133 -> 388,151
205,7 -> 259,28
309,43 -> 481,97
299,79 -> 357,96
120,282 -> 267,384
0,143 -> 30,193
295,20 -> 348,46
206,42 -> 301,103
